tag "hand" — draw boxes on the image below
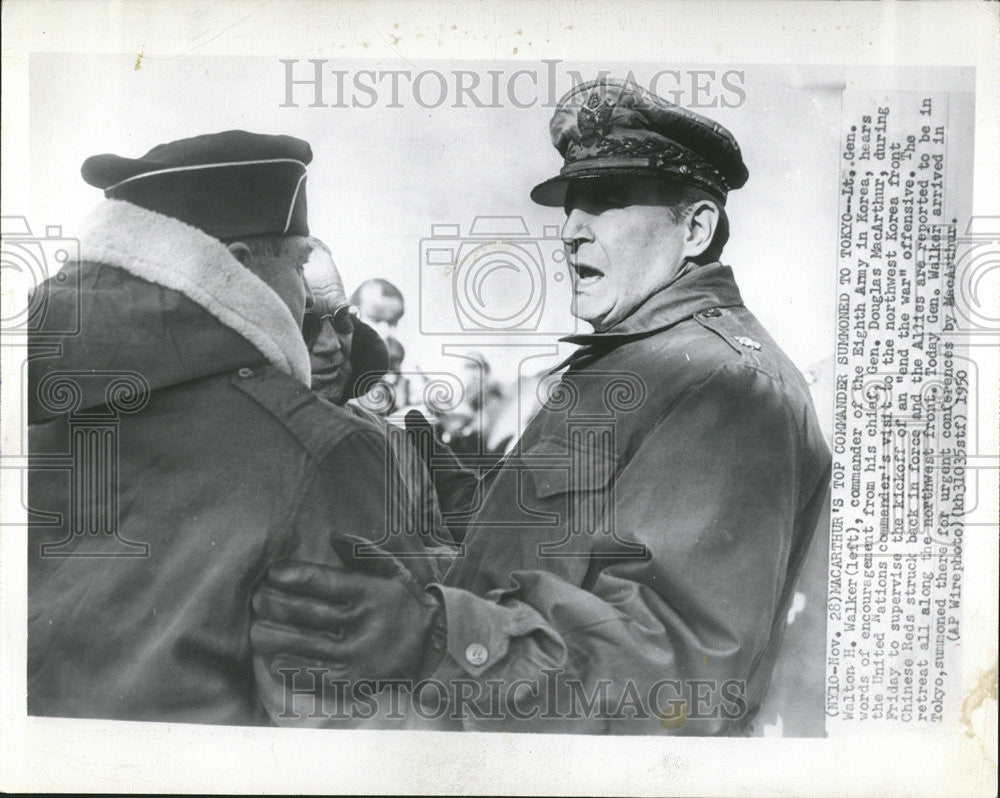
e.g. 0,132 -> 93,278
403,409 -> 444,472
251,559 -> 442,683
404,410 -> 480,531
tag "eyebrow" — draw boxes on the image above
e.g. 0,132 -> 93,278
307,292 -> 350,313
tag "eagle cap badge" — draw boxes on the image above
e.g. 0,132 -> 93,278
577,91 -> 616,146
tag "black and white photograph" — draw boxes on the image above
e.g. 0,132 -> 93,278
1,2 -> 997,795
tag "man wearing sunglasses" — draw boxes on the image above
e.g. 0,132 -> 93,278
301,237 -> 361,406
301,237 -> 411,414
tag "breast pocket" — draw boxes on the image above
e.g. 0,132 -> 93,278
521,433 -> 619,557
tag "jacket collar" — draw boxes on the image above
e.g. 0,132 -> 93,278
560,261 -> 745,346
78,199 -> 311,385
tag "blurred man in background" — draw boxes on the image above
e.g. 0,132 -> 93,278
435,352 -> 509,469
347,277 -> 413,415
351,277 -> 405,342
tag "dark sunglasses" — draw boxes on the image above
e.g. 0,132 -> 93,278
302,304 -> 357,347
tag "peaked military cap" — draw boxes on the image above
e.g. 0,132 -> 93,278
531,78 -> 748,207
81,130 -> 313,239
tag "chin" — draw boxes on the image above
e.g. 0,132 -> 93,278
313,380 -> 346,405
573,307 -> 608,331
571,300 -> 598,325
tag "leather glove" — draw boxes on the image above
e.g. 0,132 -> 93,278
251,539 -> 445,685
404,409 -> 480,537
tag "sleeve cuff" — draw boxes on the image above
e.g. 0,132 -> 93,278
426,583 -> 530,677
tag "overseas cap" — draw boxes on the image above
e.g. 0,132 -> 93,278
81,130 -> 313,239
530,78 -> 748,207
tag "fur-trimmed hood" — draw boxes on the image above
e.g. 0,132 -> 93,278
28,200 -> 311,421
79,199 -> 310,383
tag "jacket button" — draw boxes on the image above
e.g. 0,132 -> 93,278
238,367 -> 255,378
700,307 -> 722,318
465,643 -> 489,666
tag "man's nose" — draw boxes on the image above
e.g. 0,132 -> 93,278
310,320 -> 343,357
561,207 -> 592,249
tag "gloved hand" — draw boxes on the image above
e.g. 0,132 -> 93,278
251,555 -> 444,685
348,318 -> 389,400
404,410 -> 481,536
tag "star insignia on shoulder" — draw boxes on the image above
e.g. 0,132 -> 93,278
734,336 -> 762,350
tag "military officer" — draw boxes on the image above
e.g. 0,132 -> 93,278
250,79 -> 832,735
27,131 -> 441,724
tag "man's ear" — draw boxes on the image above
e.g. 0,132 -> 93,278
226,241 -> 253,267
683,200 -> 719,260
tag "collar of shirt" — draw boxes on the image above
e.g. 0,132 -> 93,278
551,262 -> 745,373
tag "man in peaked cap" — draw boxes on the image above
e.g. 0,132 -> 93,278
251,80 -> 831,735
27,131 -> 441,725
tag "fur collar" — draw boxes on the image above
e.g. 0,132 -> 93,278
79,199 -> 310,384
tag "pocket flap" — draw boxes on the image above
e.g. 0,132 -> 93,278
523,434 -> 618,498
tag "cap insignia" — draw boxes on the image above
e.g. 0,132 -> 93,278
577,91 -> 616,146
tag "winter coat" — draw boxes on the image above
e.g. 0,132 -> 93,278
27,200 -> 439,725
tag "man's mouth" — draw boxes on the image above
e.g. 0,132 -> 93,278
569,262 -> 603,286
311,363 -> 345,385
